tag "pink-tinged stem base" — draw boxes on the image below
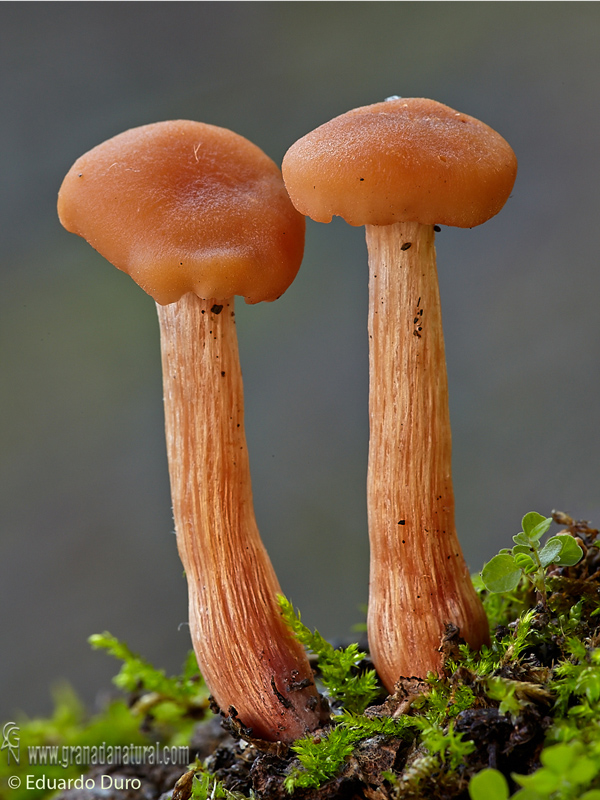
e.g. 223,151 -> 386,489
156,293 -> 323,742
365,222 -> 490,692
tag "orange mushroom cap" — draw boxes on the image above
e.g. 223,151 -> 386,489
58,120 -> 305,305
282,98 -> 517,229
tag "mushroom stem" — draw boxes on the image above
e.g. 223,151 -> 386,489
156,292 -> 322,742
365,222 -> 489,690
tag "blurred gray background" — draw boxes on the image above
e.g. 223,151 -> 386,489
1,2 -> 599,721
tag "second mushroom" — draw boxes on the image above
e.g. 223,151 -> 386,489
282,98 -> 517,690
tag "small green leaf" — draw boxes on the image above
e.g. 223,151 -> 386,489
539,537 -> 563,567
530,518 -> 553,541
512,544 -> 533,555
521,512 -> 552,542
482,554 -> 522,593
553,534 -> 584,566
468,768 -> 509,800
540,742 -> 576,773
513,533 -> 531,547
510,790 -> 540,800
514,767 -> 559,794
486,677 -> 522,718
513,553 -> 537,574
569,600 -> 584,622
567,756 -> 599,784
521,512 -> 546,536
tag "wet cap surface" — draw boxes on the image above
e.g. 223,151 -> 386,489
58,120 -> 305,304
282,98 -> 517,229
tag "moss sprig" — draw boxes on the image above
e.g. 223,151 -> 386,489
278,596 -> 380,714
88,632 -> 209,740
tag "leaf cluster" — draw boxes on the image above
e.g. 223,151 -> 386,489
467,516 -> 600,800
469,742 -> 600,800
481,513 -> 583,605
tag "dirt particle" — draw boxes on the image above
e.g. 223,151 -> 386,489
270,676 -> 293,709
288,677 -> 313,692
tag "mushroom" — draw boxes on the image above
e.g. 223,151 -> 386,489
58,120 -> 325,742
282,98 -> 517,690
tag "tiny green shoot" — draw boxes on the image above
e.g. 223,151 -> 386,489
191,770 -> 248,800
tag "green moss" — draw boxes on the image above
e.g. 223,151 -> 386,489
88,632 -> 209,741
278,596 -> 380,714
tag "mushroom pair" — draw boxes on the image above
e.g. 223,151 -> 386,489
58,99 -> 517,741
